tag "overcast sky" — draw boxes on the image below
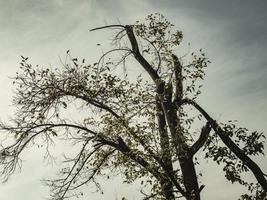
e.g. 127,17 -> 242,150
0,0 -> 266,199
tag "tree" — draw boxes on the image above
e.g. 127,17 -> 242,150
0,13 -> 266,200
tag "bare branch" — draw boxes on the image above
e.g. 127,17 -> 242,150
90,25 -> 125,32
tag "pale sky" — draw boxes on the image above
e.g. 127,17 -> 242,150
0,0 -> 266,199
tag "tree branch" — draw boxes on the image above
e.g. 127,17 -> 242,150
182,98 -> 267,192
142,37 -> 162,71
190,122 -> 212,156
96,48 -> 132,69
172,54 -> 183,104
68,94 -> 120,118
65,91 -> 173,176
125,25 -> 160,82
90,25 -> 125,32
90,25 -> 160,82
116,136 -> 187,197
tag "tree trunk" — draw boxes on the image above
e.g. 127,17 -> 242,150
161,84 -> 200,199
179,156 -> 200,200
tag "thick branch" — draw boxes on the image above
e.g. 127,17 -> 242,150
142,37 -> 161,71
125,25 -> 160,82
172,54 -> 183,104
156,83 -> 175,199
160,84 -> 201,199
182,98 -> 267,191
190,122 -> 212,156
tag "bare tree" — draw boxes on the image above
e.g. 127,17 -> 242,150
0,13 -> 266,200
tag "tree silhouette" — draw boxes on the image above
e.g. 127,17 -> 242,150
0,13 -> 266,200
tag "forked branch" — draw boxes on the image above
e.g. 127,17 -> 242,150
181,98 -> 267,191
